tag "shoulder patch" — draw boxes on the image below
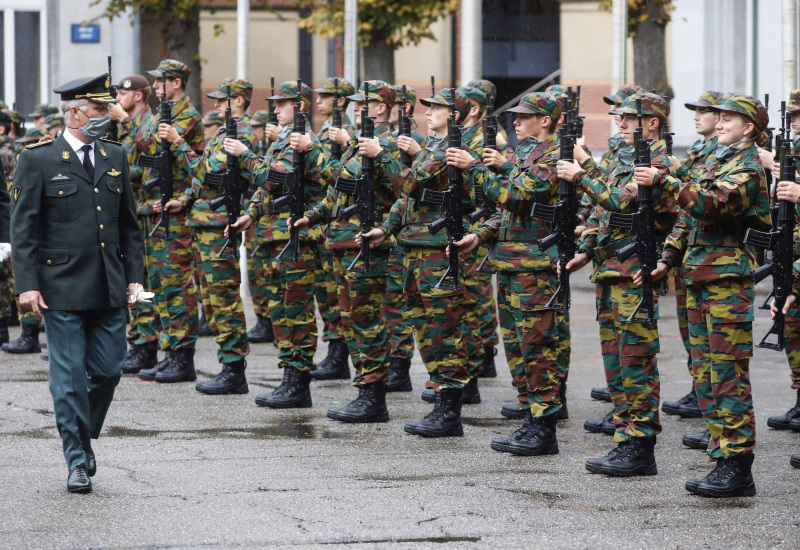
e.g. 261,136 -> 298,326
26,139 -> 53,149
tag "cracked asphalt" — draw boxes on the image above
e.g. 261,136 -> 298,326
1,284 -> 799,549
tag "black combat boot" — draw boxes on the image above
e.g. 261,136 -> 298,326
0,317 -> 8,345
196,360 -> 248,395
789,417 -> 800,432
122,344 -> 158,375
500,403 -> 527,420
686,453 -> 756,498
491,415 -> 533,453
662,386 -> 702,418
584,409 -> 615,435
155,348 -> 197,383
767,389 -> 800,430
461,377 -> 481,404
327,382 -> 390,423
311,340 -> 350,380
198,312 -> 212,337
138,351 -> 174,381
507,414 -> 559,456
404,388 -> 464,437
1,323 -> 41,354
682,429 -> 711,450
255,367 -> 312,408
791,454 -> 800,469
386,357 -> 412,392
421,388 -> 436,403
556,374 -> 569,420
247,315 -> 275,344
586,437 -> 657,477
590,386 -> 611,402
479,345 -> 497,378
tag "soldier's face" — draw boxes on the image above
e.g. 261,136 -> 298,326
316,94 -> 334,116
716,112 -> 753,146
694,108 -> 718,137
791,112 -> 800,135
153,77 -> 180,100
116,90 -> 137,112
48,126 -> 61,138
33,116 -> 45,126
253,126 -> 265,140
426,105 -> 449,134
204,124 -> 220,143
274,98 -> 296,126
619,114 -> 658,144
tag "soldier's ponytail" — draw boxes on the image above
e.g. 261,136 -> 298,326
755,131 -> 770,148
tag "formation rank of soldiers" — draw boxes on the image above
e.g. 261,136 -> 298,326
4,57 -> 800,499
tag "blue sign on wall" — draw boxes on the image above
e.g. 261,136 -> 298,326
71,24 -> 100,43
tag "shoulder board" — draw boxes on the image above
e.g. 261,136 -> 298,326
25,139 -> 53,149
99,137 -> 121,145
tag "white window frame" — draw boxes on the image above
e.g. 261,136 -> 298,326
1,0 -> 49,109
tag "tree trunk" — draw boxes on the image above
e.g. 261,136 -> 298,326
632,0 -> 673,98
160,4 -> 202,106
363,32 -> 395,84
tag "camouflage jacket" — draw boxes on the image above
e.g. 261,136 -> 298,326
309,119 -> 404,250
0,136 -> 16,186
468,135 -> 560,272
661,144 -> 771,284
677,136 -> 718,183
119,105 -> 152,192
242,123 -> 326,243
174,113 -> 258,228
318,113 -> 355,156
582,133 -> 624,179
576,139 -> 677,281
392,117 -> 426,148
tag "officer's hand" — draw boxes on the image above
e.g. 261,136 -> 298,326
634,166 -> 659,187
355,227 -> 386,246
223,138 -> 247,158
447,233 -> 479,259
225,214 -> 253,237
329,127 -> 350,146
771,295 -> 797,318
574,225 -> 586,238
358,136 -> 381,159
556,160 -> 582,183
152,201 -> 163,213
758,148 -> 776,171
561,252 -> 589,276
109,103 -> 128,123
446,147 -> 475,169
668,155 -> 681,170
127,283 -> 139,310
495,132 -> 507,146
164,199 -> 184,213
265,124 -> 280,142
482,148 -> 505,169
293,216 -> 311,229
397,136 -> 421,156
572,144 -> 590,163
20,290 -> 48,317
290,132 -> 312,152
158,123 -> 180,144
776,181 -> 800,203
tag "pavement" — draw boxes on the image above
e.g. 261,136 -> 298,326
1,286 -> 799,550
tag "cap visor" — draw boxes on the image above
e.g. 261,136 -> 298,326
506,105 -> 535,114
267,93 -> 291,101
207,90 -> 227,99
683,101 -> 712,110
313,88 -> 331,94
602,95 -> 617,105
420,97 -> 448,108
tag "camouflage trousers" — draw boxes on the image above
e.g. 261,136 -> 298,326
127,216 -> 160,348
192,227 -> 249,364
151,212 -> 198,351
262,240 -> 317,372
674,268 -> 691,373
471,244 -> 500,349
245,224 -> 269,318
403,246 -> 476,390
0,259 -> 12,318
686,278 -> 756,458
462,255 -> 488,379
596,279 -> 661,442
5,257 -> 41,327
332,247 -> 390,385
497,270 -> 569,418
315,241 -> 343,343
383,246 -> 414,360
783,305 -> 800,390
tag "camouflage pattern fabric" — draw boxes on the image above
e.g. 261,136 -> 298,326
245,225 -> 269,318
314,242 -> 341,343
0,136 -> 16,184
384,244 -> 415,359
317,113 -> 355,156
496,275 -> 527,407
0,259 -> 12,318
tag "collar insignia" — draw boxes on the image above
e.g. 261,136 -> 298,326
62,151 -> 70,160
99,148 -> 107,157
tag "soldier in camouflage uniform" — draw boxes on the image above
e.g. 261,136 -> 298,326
447,92 -> 567,456
223,81 -> 327,408
0,110 -> 13,345
164,78 -> 258,395
468,79 -> 509,147
27,104 -> 58,127
202,110 -> 223,145
558,93 -> 675,476
637,94 -> 769,497
297,80 -> 404,422
16,127 -> 48,149
45,114 -> 65,138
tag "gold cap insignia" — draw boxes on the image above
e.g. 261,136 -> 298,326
62,151 -> 69,160
11,187 -> 20,201
99,148 -> 107,157
123,80 -> 131,89
105,76 -> 111,89
108,168 -> 121,177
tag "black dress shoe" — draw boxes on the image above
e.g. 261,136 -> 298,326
590,386 -> 611,402
686,454 -> 756,498
123,345 -> 158,375
791,454 -> 800,469
2,323 -> 41,354
195,361 -> 249,395
138,351 -> 173,381
155,349 -> 197,383
404,389 -> 464,438
479,345 -> 497,378
386,357 -> 412,392
682,429 -> 711,450
507,415 -> 559,456
255,367 -> 311,408
586,437 -> 657,477
662,389 -> 703,418
67,465 -> 92,493
327,382 -> 389,423
86,453 -> 96,477
584,410 -> 615,435
310,341 -> 350,380
500,403 -> 527,420
767,391 -> 800,430
491,415 -> 532,453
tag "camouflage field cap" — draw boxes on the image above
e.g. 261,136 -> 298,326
713,95 -> 769,131
116,75 -> 150,91
313,77 -> 355,98
268,81 -> 313,109
348,80 -> 396,107
27,104 -> 59,118
44,114 -> 65,130
202,110 -> 224,127
208,78 -> 254,103
507,92 -> 562,121
545,84 -> 569,100
6,109 -> 24,124
786,90 -> 800,113
147,59 -> 191,83
420,87 -> 471,121
610,92 -> 670,122
250,109 -> 270,128
0,102 -> 7,110
16,126 -> 46,144
467,79 -> 497,105
684,90 -> 725,111
461,86 -> 488,110
392,84 -> 417,106
603,84 -> 647,106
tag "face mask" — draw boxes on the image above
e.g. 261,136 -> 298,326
75,109 -> 111,142
714,137 -> 754,161
617,144 -> 635,165
515,136 -> 539,158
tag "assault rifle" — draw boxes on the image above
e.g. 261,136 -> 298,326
530,87 -> 578,310
331,78 -> 344,161
399,84 -> 413,167
335,83 -> 377,272
606,98 -> 659,323
469,90 -> 499,273
272,79 -> 307,262
421,88 -> 465,290
572,86 -> 585,138
137,73 -> 174,238
105,56 -> 119,141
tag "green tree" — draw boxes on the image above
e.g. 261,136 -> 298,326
298,0 -> 458,84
